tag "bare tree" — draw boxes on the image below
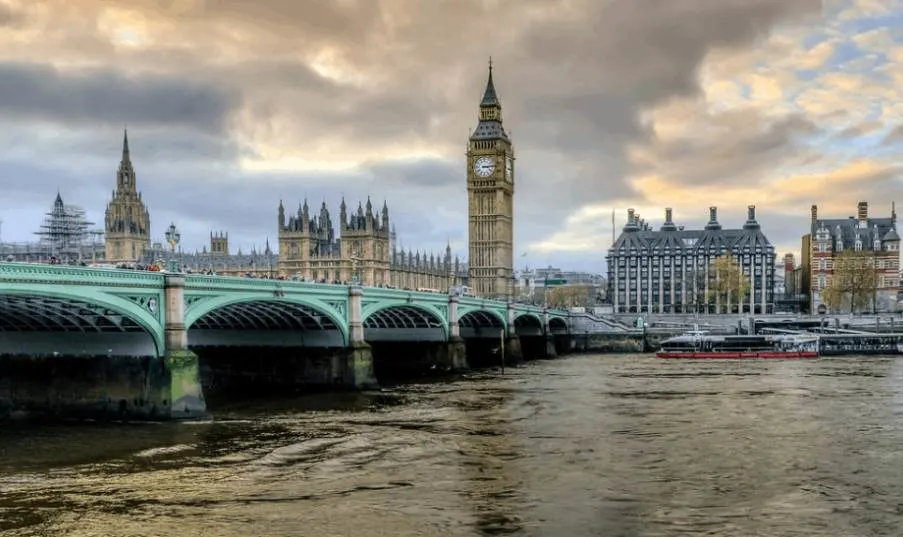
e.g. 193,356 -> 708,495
547,285 -> 595,309
821,250 -> 878,313
681,267 -> 709,313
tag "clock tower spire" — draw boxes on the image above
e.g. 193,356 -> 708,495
466,59 -> 515,298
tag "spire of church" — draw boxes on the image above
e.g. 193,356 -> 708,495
480,57 -> 499,107
115,128 -> 138,193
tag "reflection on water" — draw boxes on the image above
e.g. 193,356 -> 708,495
2,354 -> 903,536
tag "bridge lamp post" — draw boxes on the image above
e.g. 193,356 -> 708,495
447,263 -> 457,295
350,255 -> 362,286
164,222 -> 181,273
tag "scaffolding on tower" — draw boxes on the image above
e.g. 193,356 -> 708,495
33,194 -> 98,262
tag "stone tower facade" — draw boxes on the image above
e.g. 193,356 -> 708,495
104,130 -> 151,264
210,231 -> 229,255
277,198 -> 392,283
276,198 -> 464,289
467,61 -> 515,298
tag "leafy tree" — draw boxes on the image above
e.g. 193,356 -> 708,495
708,253 -> 750,313
821,250 -> 878,313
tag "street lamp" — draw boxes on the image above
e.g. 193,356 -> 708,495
164,222 -> 181,272
350,254 -> 362,286
447,265 -> 455,295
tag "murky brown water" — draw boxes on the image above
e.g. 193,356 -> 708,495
2,354 -> 903,536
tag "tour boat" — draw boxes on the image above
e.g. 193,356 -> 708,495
657,326 -> 820,359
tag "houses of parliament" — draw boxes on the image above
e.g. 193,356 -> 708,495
5,62 -> 518,297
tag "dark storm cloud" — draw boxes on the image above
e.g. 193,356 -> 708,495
635,113 -> 819,188
0,0 -> 827,268
360,159 -> 459,189
0,62 -> 237,133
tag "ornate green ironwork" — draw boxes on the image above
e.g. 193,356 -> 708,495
0,263 -> 570,356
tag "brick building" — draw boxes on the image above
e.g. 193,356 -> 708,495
801,202 -> 900,313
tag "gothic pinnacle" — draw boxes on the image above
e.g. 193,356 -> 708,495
122,127 -> 130,159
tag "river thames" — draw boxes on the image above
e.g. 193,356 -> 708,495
1,354 -> 902,536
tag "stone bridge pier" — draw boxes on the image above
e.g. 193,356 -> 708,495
360,293 -> 469,382
507,308 -> 570,363
0,272 -> 208,421
161,275 -> 207,419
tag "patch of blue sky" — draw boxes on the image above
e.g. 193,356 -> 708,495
841,13 -> 902,35
836,52 -> 884,73
802,31 -> 830,50
794,69 -> 821,82
825,40 -> 865,69
841,134 -> 885,151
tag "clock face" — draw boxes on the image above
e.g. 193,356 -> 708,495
473,157 -> 495,177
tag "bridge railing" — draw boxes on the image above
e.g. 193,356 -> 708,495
183,273 -> 351,291
0,262 -> 165,285
0,263 -> 573,319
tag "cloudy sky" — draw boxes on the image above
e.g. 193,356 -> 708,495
0,0 -> 899,272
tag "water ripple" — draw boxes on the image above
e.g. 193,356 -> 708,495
2,354 -> 903,536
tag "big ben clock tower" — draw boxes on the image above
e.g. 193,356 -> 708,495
467,60 -> 515,298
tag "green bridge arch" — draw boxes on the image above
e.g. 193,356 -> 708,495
548,315 -> 569,331
513,311 -> 544,327
184,294 -> 350,346
457,306 -> 508,329
0,286 -> 165,356
361,301 -> 450,339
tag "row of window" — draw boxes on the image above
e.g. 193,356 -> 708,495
812,258 -> 899,271
614,293 -> 771,303
614,269 -> 770,279
815,242 -> 898,253
612,256 -> 773,267
611,246 -> 772,255
814,276 -> 901,290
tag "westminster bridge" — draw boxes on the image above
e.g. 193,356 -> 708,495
0,263 -> 572,420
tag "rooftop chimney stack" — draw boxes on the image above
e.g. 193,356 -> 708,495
858,201 -> 868,223
661,207 -> 678,231
811,204 -> 818,225
783,253 -> 795,272
627,208 -> 635,224
747,205 -> 756,222
709,206 -> 717,223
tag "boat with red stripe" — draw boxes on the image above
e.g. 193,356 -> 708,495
656,325 -> 819,359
